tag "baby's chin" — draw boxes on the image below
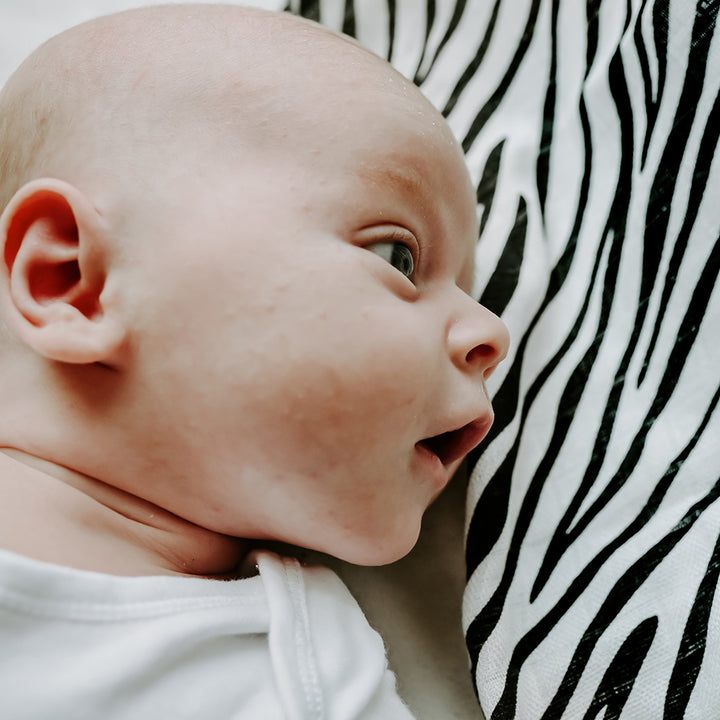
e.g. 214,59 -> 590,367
322,521 -> 423,568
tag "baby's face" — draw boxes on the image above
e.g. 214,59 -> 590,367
125,54 -> 509,564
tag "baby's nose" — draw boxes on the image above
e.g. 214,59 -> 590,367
447,292 -> 510,378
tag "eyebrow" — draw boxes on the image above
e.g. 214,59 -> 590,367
357,156 -> 431,205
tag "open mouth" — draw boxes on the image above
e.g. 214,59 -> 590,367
417,416 -> 492,467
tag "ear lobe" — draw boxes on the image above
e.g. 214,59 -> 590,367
0,179 -> 126,365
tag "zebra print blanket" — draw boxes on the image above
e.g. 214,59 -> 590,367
3,1 -> 713,717
287,1 -> 720,717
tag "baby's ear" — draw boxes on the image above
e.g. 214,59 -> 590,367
0,179 -> 126,365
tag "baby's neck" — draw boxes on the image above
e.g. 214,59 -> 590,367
0,449 -> 248,578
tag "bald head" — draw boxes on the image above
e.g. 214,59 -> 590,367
0,4 -> 420,213
0,5 -> 486,566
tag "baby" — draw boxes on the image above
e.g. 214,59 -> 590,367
0,4 -> 508,718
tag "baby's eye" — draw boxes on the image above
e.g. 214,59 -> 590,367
367,241 -> 415,279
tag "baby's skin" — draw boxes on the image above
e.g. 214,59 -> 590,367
0,4 -> 509,577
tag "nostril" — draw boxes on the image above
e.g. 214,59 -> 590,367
465,344 -> 496,367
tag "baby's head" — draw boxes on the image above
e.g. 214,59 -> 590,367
0,4 -> 509,566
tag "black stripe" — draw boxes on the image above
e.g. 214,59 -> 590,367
478,465 -> 720,718
665,525 -> 720,717
461,0 -> 542,150
467,0 -> 601,464
467,0 -> 636,597
479,195 -> 526,317
635,0 -> 717,388
342,0 -> 356,37
466,226 -> 610,631
537,0 -> 561,217
524,2 -> 646,598
639,0 -> 670,166
533,234 -> 720,600
414,0 -> 469,85
385,0 -> 396,63
635,0 -> 656,169
584,617 -> 658,720
467,78 -> 593,466
476,139 -> 505,240
469,377 -> 720,706
443,0 -> 502,121
639,2 -> 720,383
409,0 -> 435,81
532,476 -> 720,720
298,0 -> 320,22
586,0 -> 601,66
465,107 -> 596,589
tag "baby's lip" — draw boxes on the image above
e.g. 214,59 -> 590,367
417,413 -> 494,468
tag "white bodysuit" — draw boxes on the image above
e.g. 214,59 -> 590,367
0,549 -> 414,719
